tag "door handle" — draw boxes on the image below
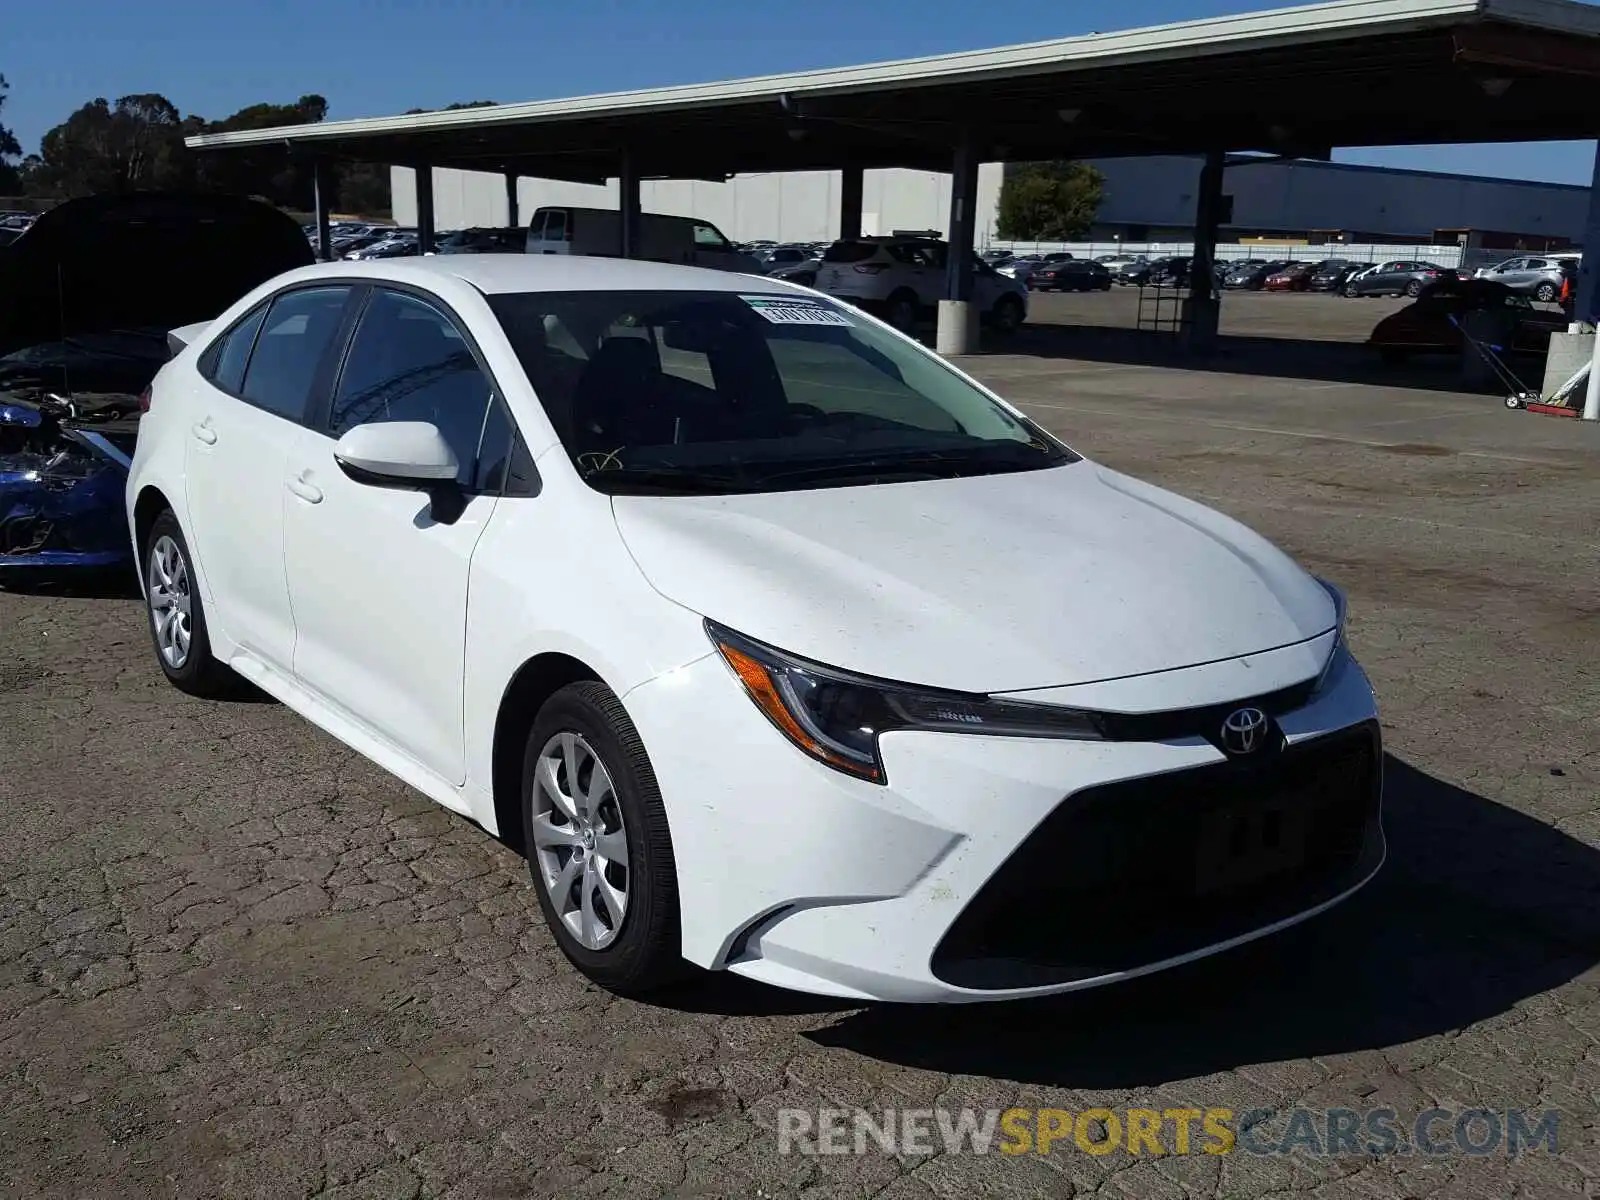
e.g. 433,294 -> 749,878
286,473 -> 323,504
191,421 -> 217,445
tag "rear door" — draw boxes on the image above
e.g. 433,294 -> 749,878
1515,258 -> 1551,293
1362,261 -> 1405,294
183,285 -> 354,671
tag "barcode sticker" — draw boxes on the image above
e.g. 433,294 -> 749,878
741,295 -> 852,326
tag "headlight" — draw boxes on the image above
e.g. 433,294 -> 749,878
706,620 -> 1102,784
1312,576 -> 1348,694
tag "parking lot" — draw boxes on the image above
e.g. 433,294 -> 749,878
2,290 -> 1598,1198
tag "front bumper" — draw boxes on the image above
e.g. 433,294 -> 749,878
624,644 -> 1383,1003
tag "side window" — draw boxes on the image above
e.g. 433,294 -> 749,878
1526,258 -> 1548,270
691,222 -> 728,249
329,289 -> 494,488
545,210 -> 568,243
201,302 -> 268,395
239,287 -> 351,421
474,396 -> 538,496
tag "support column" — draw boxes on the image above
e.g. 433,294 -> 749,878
1574,142 -> 1600,420
838,166 -> 864,241
618,149 -> 641,259
936,132 -> 980,356
504,171 -> 519,229
312,159 -> 332,263
415,163 -> 435,254
1576,141 -> 1600,326
1184,149 -> 1225,354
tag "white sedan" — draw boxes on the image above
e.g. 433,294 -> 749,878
126,255 -> 1384,1003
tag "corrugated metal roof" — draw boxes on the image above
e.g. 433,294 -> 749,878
186,0 -> 1495,151
181,0 -> 1600,178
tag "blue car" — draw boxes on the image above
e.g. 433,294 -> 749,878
0,192 -> 313,580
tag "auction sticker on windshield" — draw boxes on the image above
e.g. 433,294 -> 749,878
741,295 -> 853,327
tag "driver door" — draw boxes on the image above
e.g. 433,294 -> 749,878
281,286 -> 514,785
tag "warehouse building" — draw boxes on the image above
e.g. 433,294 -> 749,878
389,154 -> 1588,251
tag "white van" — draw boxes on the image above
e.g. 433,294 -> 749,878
524,206 -> 761,274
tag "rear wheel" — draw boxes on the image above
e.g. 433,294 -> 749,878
521,681 -> 684,994
1534,282 -> 1557,302
990,294 -> 1025,334
143,510 -> 236,697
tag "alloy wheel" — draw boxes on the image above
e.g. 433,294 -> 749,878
147,534 -> 192,669
530,731 -> 630,950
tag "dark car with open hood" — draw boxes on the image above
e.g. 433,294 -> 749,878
1,192 -> 313,579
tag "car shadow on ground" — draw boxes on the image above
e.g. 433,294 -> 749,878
972,322 -> 1531,398
670,756 -> 1600,1084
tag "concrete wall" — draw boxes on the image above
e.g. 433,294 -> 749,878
390,164 -> 1005,244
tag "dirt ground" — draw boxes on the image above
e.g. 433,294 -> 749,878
2,292 -> 1598,1199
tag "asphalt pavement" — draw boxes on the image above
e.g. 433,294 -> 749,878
2,291 -> 1597,1199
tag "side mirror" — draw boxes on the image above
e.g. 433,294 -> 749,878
333,421 -> 466,524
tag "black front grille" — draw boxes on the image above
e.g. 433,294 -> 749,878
1092,676 -> 1318,746
931,722 -> 1383,990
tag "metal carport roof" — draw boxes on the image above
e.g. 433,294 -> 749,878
184,0 -> 1600,182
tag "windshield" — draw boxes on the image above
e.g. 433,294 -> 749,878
488,289 -> 1073,495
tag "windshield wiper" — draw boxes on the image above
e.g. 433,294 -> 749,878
581,465 -> 754,494
750,448 -> 1056,490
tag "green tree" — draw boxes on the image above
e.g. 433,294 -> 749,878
996,161 -> 1105,241
22,93 -> 187,196
191,95 -> 329,209
0,75 -> 22,193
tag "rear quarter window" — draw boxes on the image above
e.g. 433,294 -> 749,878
198,302 -> 269,395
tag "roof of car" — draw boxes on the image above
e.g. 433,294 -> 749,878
274,254 -> 794,296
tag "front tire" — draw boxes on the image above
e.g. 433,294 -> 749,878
521,681 -> 683,994
1404,280 -> 1423,297
143,510 -> 235,697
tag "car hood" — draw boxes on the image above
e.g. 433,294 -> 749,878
611,462 -> 1336,693
0,192 -> 314,358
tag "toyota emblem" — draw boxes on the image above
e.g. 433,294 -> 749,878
1221,707 -> 1269,755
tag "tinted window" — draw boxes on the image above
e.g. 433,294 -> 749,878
330,289 -> 493,488
821,241 -> 878,263
487,289 -> 1072,497
204,302 -> 268,394
692,222 -> 729,249
474,396 -> 537,495
546,211 -> 567,242
239,287 -> 350,421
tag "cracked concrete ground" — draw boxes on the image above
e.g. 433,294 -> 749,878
2,291 -> 1598,1199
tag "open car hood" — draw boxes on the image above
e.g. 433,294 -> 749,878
0,192 -> 314,359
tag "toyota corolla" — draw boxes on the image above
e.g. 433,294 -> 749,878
126,255 -> 1383,1003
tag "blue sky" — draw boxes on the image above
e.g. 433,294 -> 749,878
4,0 -> 1594,185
